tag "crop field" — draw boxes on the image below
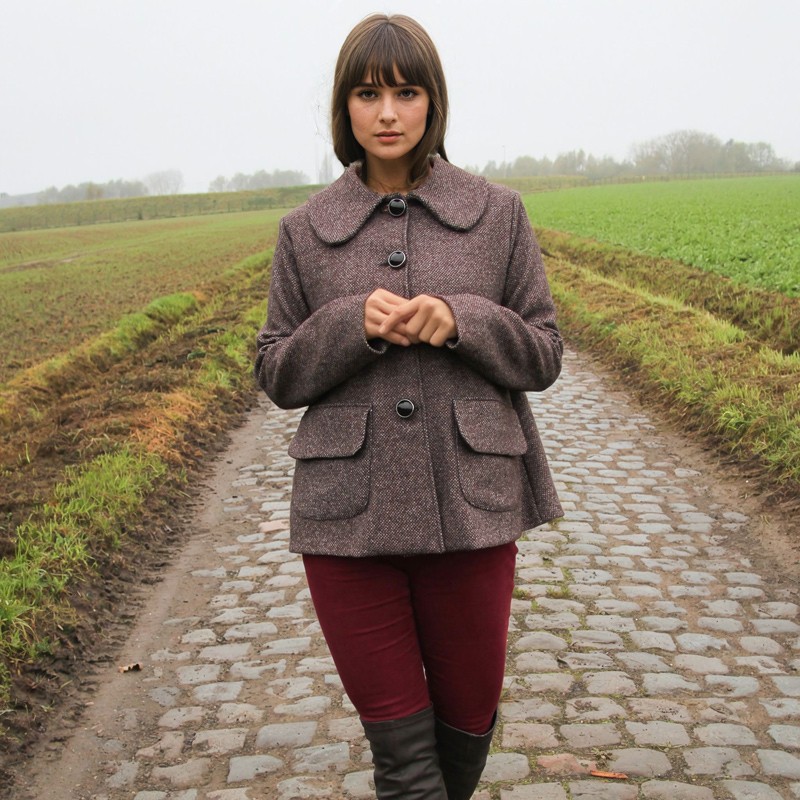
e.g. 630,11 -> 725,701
525,175 -> 800,296
0,211 -> 282,384
528,176 -> 800,521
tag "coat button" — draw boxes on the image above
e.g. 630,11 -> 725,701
387,250 -> 407,269
396,399 -> 415,418
387,197 -> 407,216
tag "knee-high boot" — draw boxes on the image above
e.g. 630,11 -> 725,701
434,712 -> 497,800
362,706 -> 448,799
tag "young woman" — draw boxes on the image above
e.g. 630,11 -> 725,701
255,13 -> 563,799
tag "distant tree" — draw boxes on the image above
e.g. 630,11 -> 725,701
631,130 -> 789,175
145,169 -> 184,195
207,168 -> 311,192
208,175 -> 227,192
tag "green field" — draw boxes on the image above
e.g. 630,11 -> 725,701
525,175 -> 800,296
0,211 -> 282,384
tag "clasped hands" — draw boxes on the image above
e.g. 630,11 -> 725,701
364,288 -> 457,348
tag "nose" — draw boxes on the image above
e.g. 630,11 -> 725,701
378,96 -> 397,123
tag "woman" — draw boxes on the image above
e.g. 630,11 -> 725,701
255,13 -> 563,799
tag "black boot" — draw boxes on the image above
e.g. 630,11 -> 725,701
434,712 -> 497,800
362,706 -> 448,799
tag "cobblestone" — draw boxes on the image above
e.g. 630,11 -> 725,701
27,349 -> 800,800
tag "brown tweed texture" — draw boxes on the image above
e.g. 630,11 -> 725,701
255,157 -> 564,557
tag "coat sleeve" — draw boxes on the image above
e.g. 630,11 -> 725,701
441,194 -> 563,392
254,220 -> 388,409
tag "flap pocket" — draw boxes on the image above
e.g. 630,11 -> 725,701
288,404 -> 371,460
454,399 -> 527,456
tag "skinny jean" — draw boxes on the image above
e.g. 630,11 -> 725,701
302,541 -> 517,734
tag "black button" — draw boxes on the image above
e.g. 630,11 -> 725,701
396,399 -> 415,418
387,250 -> 407,269
388,197 -> 407,216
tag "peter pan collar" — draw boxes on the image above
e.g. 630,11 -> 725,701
307,157 -> 490,245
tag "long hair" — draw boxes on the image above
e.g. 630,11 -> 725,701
331,14 -> 449,187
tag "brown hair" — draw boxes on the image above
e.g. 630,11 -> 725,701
331,14 -> 449,187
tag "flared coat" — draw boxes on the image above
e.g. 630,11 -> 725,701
255,157 -> 563,557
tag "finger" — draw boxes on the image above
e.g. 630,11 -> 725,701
378,300 -> 420,334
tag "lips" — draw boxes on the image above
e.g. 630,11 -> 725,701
377,131 -> 401,142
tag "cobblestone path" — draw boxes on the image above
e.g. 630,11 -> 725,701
24,349 -> 800,799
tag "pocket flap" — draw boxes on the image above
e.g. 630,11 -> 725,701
288,404 -> 371,459
454,399 -> 528,456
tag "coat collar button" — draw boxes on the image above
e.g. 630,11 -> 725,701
387,197 -> 407,216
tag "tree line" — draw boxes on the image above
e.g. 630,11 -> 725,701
466,130 -> 796,181
208,169 -> 310,193
36,170 -> 185,204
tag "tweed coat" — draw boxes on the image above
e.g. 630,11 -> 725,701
255,157 -> 563,557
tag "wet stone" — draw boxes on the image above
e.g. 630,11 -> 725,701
617,652 -> 671,672
560,723 -> 621,748
641,781 -> 714,800
768,724 -> 800,749
627,699 -> 692,722
675,633 -> 728,652
740,637 -> 784,655
705,675 -> 760,697
673,654 -> 728,674
694,723 -> 758,746
569,781 -> 637,800
607,748 -> 672,777
757,750 -> 800,778
683,747 -> 755,777
501,785 -> 569,800
565,697 -> 626,721
536,753 -> 597,775
643,673 -> 701,695
293,742 -> 350,772
626,721 -> 690,746
151,758 -> 211,788
772,676 -> 800,696
227,754 -> 283,782
501,722 -> 559,749
192,681 -> 244,703
481,752 -> 531,782
192,728 -> 248,754
583,671 -> 637,695
158,707 -> 206,729
720,781 -> 784,800
629,631 -> 676,651
256,721 -> 318,748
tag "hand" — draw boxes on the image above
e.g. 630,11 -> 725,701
379,294 -> 457,348
364,288 -> 414,346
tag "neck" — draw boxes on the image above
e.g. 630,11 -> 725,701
363,155 -> 414,195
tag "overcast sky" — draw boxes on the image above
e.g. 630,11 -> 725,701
1,0 -> 798,196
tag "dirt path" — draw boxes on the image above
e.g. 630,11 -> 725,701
7,347 -> 800,800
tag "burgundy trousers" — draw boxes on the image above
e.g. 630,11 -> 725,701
302,541 -> 517,734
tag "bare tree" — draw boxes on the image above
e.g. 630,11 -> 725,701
145,169 -> 184,195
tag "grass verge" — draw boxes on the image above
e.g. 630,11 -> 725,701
0,248 -> 274,731
537,228 -> 800,354
546,255 -> 800,490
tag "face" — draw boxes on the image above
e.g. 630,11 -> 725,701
346,67 -> 430,173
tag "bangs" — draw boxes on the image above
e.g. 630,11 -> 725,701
347,26 -> 428,89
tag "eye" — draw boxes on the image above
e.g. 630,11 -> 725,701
399,88 -> 418,99
357,89 -> 377,100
